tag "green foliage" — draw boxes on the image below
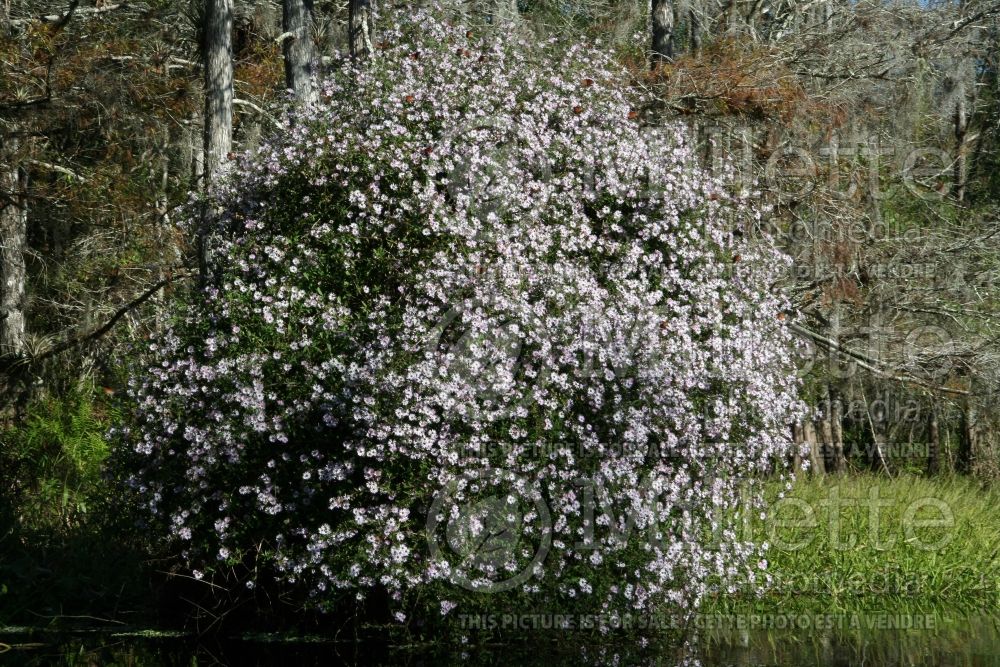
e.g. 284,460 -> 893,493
0,386 -> 158,626
1,384 -> 115,530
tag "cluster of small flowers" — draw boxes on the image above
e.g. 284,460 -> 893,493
113,4 -> 801,627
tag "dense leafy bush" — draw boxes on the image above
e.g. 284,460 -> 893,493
112,6 -> 800,628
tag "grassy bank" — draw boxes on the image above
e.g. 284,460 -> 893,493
707,473 -> 1000,615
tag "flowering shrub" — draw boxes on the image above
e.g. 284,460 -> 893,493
113,6 -> 800,629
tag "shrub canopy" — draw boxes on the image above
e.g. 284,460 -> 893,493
114,7 -> 800,627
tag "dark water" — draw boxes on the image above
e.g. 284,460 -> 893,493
2,613 -> 998,665
699,613 -> 1000,666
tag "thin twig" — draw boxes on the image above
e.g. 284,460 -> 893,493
861,387 -> 894,478
157,569 -> 228,591
26,611 -> 126,625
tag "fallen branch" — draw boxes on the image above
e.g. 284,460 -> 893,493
28,159 -> 86,183
0,268 -> 196,373
233,98 -> 282,129
788,319 -> 970,397
50,0 -> 80,32
9,2 -> 132,27
41,268 -> 196,361
167,56 -> 201,69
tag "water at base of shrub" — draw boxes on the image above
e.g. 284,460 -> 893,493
1,613 -> 998,666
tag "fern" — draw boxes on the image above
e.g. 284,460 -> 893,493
2,383 -> 116,530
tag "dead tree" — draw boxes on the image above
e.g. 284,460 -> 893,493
0,136 -> 26,362
282,0 -> 320,104
958,400 -> 977,473
349,0 -> 374,60
200,0 -> 234,282
652,0 -> 676,66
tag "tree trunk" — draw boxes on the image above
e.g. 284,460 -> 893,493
954,78 -> 968,203
957,401 -> 976,473
819,408 -> 834,473
1,137 -> 27,362
819,392 -> 847,473
926,405 -> 940,476
349,0 -> 374,61
488,0 -> 519,25
201,0 -> 234,282
805,419 -> 824,476
725,0 -> 739,34
282,0 -> 320,104
203,0 -> 233,184
866,407 -> 891,475
790,422 -> 803,473
827,385 -> 846,472
651,0 -> 675,66
689,6 -> 701,54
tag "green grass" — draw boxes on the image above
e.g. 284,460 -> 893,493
707,473 -> 1000,615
